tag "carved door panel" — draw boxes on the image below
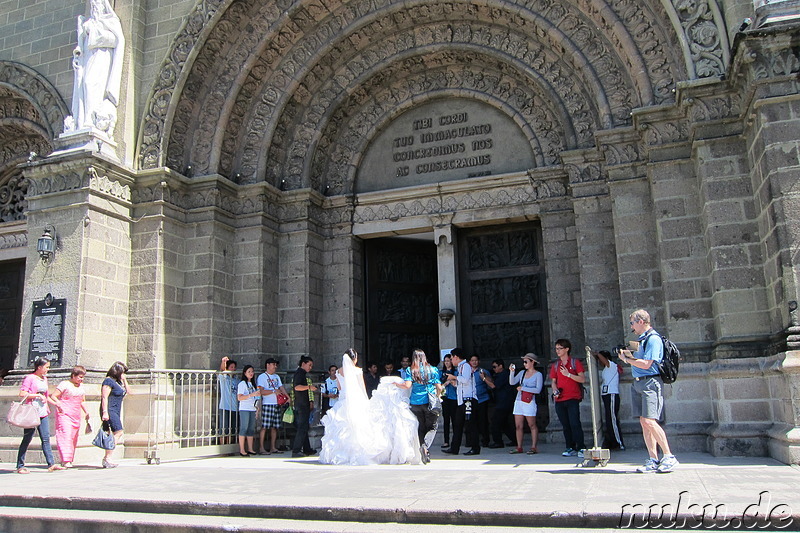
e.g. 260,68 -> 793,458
0,259 -> 24,371
458,223 -> 548,361
365,238 -> 440,367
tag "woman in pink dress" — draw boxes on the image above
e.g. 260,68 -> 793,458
52,365 -> 91,468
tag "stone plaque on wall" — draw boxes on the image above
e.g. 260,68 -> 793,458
28,294 -> 65,366
356,98 -> 535,193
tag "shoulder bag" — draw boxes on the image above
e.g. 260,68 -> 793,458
7,401 -> 41,429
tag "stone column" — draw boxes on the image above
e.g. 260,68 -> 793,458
321,199 -> 363,359
563,149 -> 623,350
734,26 -> 800,463
598,128 -> 666,325
433,218 -> 458,354
278,190 -> 326,364
22,154 -> 133,372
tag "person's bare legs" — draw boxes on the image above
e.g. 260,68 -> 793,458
527,416 -> 538,450
269,427 -> 279,452
640,417 -> 671,458
514,415 -> 524,450
103,431 -> 122,466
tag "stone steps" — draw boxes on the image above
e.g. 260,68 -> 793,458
0,505 -> 605,533
0,495 -> 620,532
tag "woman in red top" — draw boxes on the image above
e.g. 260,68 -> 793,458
549,339 -> 586,458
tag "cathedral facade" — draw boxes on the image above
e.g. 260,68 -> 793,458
0,0 -> 799,463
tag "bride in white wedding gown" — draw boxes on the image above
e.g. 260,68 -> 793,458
319,349 -> 420,465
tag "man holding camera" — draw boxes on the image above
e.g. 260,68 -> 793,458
619,309 -> 679,473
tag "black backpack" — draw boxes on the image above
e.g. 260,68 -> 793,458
644,332 -> 681,384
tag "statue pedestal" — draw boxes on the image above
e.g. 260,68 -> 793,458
754,0 -> 800,27
52,129 -> 119,162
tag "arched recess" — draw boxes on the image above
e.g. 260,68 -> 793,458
0,62 -> 69,222
138,0 -> 729,188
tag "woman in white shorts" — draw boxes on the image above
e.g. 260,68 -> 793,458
509,353 -> 543,454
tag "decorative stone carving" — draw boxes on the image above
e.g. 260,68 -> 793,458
138,0 -> 227,169
0,232 -> 27,250
564,163 -> 603,184
26,170 -> 85,197
0,174 -> 28,222
689,93 -> 743,122
87,167 -> 130,202
601,140 -> 641,166
65,0 -> 125,135
668,0 -> 729,78
351,179 -> 559,224
642,120 -> 690,146
0,61 -> 69,138
750,47 -> 800,79
527,173 -> 569,199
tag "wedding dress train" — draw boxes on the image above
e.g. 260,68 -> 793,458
319,355 -> 420,465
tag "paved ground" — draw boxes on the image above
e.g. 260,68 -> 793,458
1,443 -> 798,532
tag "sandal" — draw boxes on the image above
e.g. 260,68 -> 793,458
509,448 -> 524,454
527,448 -> 538,455
16,467 -> 30,474
270,449 -> 284,454
48,464 -> 66,471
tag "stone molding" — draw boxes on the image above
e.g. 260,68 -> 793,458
352,172 -> 565,224
0,229 -> 27,250
25,164 -> 131,204
729,24 -> 800,100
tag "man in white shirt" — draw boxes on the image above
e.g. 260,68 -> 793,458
257,358 -> 291,454
322,365 -> 339,413
442,348 -> 480,455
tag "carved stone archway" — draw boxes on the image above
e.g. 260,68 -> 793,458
0,61 -> 69,222
138,0 -> 729,190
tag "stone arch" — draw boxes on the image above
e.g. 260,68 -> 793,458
0,61 -> 69,222
139,0 -> 729,186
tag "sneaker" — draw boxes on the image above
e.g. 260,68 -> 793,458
657,455 -> 679,473
561,448 -> 574,457
577,450 -> 584,458
636,458 -> 660,473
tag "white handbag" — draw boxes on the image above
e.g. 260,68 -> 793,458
6,401 -> 42,429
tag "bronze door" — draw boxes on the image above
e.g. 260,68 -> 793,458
364,238 -> 440,366
458,223 -> 548,361
0,259 -> 25,371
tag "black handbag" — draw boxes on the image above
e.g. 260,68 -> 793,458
92,423 -> 116,450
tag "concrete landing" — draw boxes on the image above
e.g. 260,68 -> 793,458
1,444 -> 798,531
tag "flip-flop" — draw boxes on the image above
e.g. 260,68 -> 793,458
509,448 -> 524,454
16,467 -> 30,474
527,448 -> 538,455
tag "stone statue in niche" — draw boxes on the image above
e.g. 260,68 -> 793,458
64,0 -> 124,135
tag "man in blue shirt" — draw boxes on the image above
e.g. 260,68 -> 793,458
619,309 -> 679,473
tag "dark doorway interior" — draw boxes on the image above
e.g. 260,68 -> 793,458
458,223 -> 549,363
364,238 -> 440,368
0,259 -> 25,371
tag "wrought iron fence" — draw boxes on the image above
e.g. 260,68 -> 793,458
145,369 -> 238,464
